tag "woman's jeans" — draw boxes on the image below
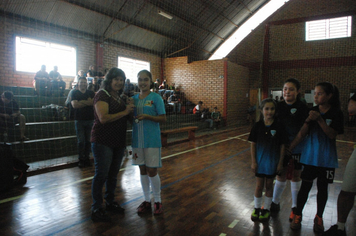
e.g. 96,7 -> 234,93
91,142 -> 125,211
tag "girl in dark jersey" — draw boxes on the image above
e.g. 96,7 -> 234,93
248,98 -> 288,222
271,78 -> 309,222
290,82 -> 344,233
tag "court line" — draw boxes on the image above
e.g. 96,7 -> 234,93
46,148 -> 250,236
0,133 -> 250,205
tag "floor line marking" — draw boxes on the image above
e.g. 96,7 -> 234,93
0,133 -> 250,205
46,148 -> 250,236
228,219 -> 239,228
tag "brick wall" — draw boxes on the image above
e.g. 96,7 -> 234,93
164,56 -> 225,112
164,57 -> 249,126
229,0 -> 356,119
227,62 -> 250,126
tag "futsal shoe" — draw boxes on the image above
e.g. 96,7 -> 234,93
251,208 -> 261,222
91,208 -> 111,222
322,225 -> 346,236
289,207 -> 297,222
154,202 -> 163,215
259,209 -> 271,222
313,214 -> 324,233
290,214 -> 302,230
270,202 -> 280,212
106,202 -> 125,213
137,201 -> 152,214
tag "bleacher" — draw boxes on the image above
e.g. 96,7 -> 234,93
0,86 -> 217,172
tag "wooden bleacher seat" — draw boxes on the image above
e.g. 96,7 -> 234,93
160,126 -> 198,147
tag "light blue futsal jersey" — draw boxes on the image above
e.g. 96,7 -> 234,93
132,92 -> 166,148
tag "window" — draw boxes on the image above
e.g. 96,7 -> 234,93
306,16 -> 352,41
118,56 -> 150,83
15,36 -> 77,76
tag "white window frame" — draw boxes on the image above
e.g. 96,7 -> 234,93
306,16 -> 352,41
118,56 -> 150,83
15,36 -> 77,76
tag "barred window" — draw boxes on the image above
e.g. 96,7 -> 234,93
15,36 -> 77,76
306,16 -> 352,41
118,57 -> 150,83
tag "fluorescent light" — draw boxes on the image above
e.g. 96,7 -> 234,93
209,0 -> 290,60
158,10 -> 173,20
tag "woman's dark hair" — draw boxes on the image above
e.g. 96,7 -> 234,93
284,78 -> 301,100
137,70 -> 154,89
316,82 -> 340,109
259,98 -> 277,119
100,67 -> 126,93
2,91 -> 14,100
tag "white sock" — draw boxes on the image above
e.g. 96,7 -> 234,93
272,180 -> 287,204
291,181 -> 302,208
140,174 -> 151,202
337,222 -> 345,231
254,196 -> 262,209
264,196 -> 272,210
149,174 -> 161,203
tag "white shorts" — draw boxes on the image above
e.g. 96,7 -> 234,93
341,148 -> 356,193
132,148 -> 162,168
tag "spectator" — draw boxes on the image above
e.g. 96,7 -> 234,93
193,101 -> 203,117
168,82 -> 175,91
123,79 -> 135,97
72,70 -> 85,87
87,65 -> 97,77
210,107 -> 221,129
65,84 -> 77,120
0,91 -> 29,141
168,91 -> 181,114
91,77 -> 101,92
90,67 -> 134,222
49,66 -> 66,96
159,80 -> 168,90
33,65 -> 50,96
71,77 -> 95,168
154,79 -> 160,93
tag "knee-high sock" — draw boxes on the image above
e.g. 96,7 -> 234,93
264,196 -> 272,210
316,178 -> 328,217
272,180 -> 287,204
149,174 -> 161,203
296,180 -> 313,215
291,181 -> 302,208
140,174 -> 151,202
254,196 -> 262,209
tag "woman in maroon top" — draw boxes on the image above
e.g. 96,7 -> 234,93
90,67 -> 134,222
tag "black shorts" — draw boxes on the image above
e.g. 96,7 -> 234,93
283,153 -> 302,170
256,173 -> 276,179
301,165 -> 335,184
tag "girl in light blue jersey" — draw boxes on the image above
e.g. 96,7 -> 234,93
132,70 -> 166,215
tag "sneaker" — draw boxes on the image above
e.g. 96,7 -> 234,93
154,202 -> 163,215
322,225 -> 346,236
259,209 -> 271,222
251,208 -> 261,222
290,214 -> 302,230
106,202 -> 125,213
289,207 -> 297,222
91,208 -> 111,222
313,214 -> 324,233
270,202 -> 280,212
137,201 -> 151,214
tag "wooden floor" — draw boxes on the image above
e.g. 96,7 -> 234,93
0,126 -> 355,236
